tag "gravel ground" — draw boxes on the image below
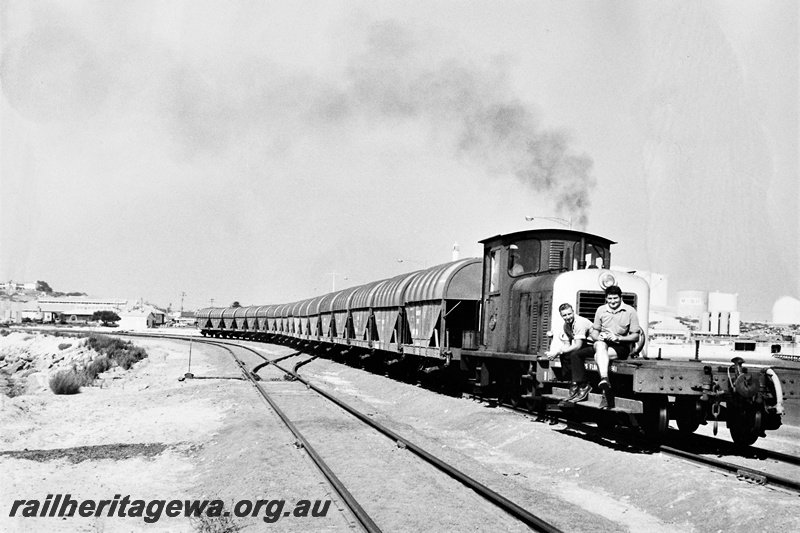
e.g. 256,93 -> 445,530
258,344 -> 800,533
1,332 -> 799,532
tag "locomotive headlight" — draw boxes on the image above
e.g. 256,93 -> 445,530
598,272 -> 617,289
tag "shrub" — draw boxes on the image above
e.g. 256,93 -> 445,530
114,347 -> 147,370
58,343 -> 72,350
80,356 -> 113,384
85,335 -> 148,370
50,370 -> 82,395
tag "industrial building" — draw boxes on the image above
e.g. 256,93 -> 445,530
37,297 -> 128,324
676,290 -> 740,335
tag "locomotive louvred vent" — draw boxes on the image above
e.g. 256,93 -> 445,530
540,298 -> 551,352
530,295 -> 540,351
549,241 -> 565,269
577,291 -> 638,322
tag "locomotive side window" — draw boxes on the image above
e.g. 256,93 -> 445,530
488,250 -> 499,293
508,240 -> 541,277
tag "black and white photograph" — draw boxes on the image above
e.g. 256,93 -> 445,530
1,1 -> 799,532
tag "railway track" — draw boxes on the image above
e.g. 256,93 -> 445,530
124,331 -> 800,500
187,336 -> 564,533
212,339 -> 381,532
26,327 -> 800,527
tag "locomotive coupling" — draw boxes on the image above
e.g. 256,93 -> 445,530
729,357 -> 759,399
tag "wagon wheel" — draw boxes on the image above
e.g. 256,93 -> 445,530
640,399 -> 669,437
595,412 -> 616,431
674,397 -> 702,435
729,407 -> 762,446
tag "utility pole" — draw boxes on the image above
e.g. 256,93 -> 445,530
326,271 -> 347,292
180,292 -> 186,312
524,215 -> 572,229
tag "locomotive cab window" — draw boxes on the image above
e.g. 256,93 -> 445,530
574,242 -> 609,269
508,240 -> 541,277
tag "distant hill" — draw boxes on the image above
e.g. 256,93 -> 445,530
0,280 -> 88,307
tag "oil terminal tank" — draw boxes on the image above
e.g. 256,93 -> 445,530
677,290 -> 707,318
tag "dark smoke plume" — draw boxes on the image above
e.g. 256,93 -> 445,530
5,17 -> 596,226
337,21 -> 596,228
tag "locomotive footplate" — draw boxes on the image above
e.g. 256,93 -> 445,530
542,387 -> 644,414
623,359 -> 777,395
541,357 -> 784,398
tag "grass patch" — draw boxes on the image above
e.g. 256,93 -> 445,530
73,356 -> 114,386
190,504 -> 243,533
49,370 -> 82,395
46,336 -> 149,395
49,355 -> 115,394
85,335 -> 148,370
52,330 -> 84,338
0,443 -> 170,463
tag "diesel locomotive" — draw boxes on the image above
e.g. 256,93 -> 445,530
198,228 -> 796,445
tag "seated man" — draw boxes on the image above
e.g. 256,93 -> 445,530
546,303 -> 594,402
509,247 -> 525,276
591,285 -> 641,408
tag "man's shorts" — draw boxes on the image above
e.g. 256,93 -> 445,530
605,341 -> 631,360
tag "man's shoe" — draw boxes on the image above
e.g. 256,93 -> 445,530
598,395 -> 609,410
598,378 -> 611,393
565,382 -> 580,401
573,383 -> 592,402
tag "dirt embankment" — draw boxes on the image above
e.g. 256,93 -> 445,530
0,331 -> 110,396
1,333 -> 352,533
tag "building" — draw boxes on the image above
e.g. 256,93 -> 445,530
676,290 -> 707,318
676,290 -> 740,336
118,306 -> 167,330
0,281 -> 37,293
37,297 -> 127,323
168,311 -> 197,327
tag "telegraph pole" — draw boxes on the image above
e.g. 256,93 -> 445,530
180,292 -> 186,312
326,271 -> 347,292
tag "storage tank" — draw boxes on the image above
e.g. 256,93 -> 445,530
677,290 -> 708,318
708,291 -> 738,313
772,296 -> 800,324
699,312 -> 711,332
709,311 -> 720,335
729,311 -> 741,335
718,311 -> 729,335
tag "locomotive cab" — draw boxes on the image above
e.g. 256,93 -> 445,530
479,229 -> 616,355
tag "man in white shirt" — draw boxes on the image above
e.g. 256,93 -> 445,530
547,303 -> 594,401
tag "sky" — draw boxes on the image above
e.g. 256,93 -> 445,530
1,1 -> 797,321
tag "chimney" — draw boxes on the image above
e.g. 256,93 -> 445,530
452,242 -> 460,261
